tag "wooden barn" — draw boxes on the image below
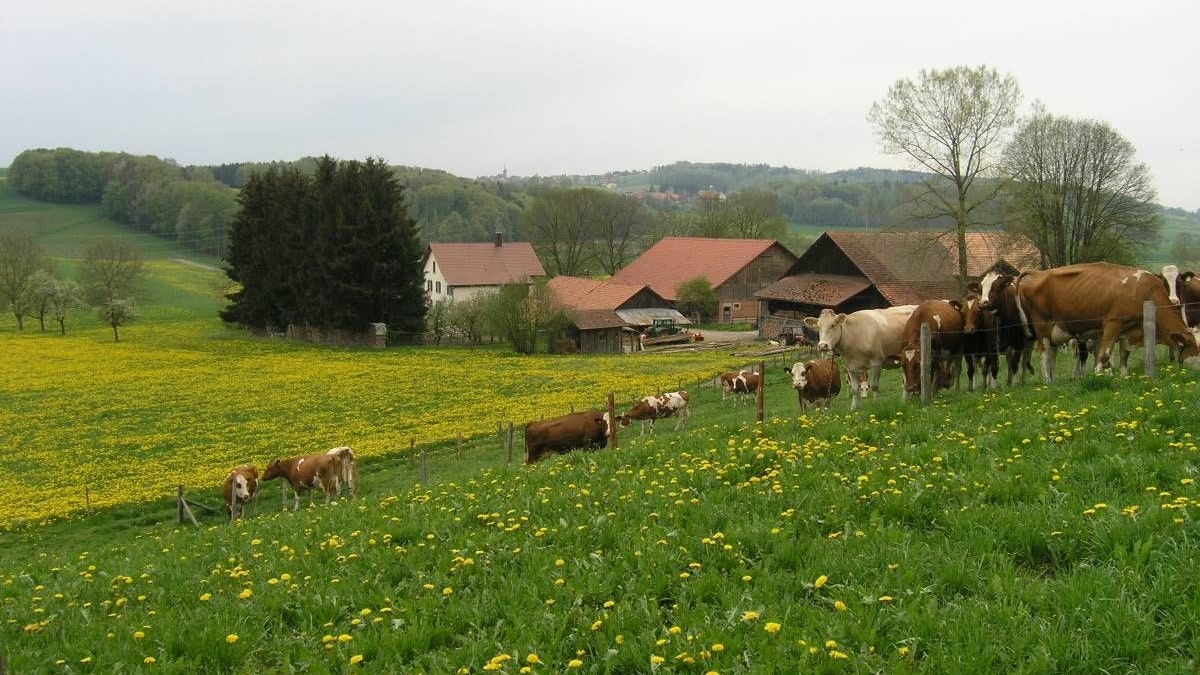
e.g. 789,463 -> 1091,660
755,231 -> 1040,336
612,237 -> 797,322
547,276 -> 688,353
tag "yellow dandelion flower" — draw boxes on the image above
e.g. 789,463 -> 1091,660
711,643 -> 725,652
526,653 -> 541,664
650,655 -> 666,664
814,574 -> 828,588
350,654 -> 364,665
741,610 -> 759,621
226,634 -> 238,644
338,634 -> 353,643
144,656 -> 156,665
765,622 -> 781,634
237,588 -> 252,600
834,600 -> 848,612
199,593 -> 211,602
568,659 -> 583,668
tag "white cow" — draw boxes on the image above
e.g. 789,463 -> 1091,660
803,305 -> 916,410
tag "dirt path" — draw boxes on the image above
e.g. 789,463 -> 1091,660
169,258 -> 222,272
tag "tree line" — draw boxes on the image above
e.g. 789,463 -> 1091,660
221,156 -> 427,339
0,232 -> 145,340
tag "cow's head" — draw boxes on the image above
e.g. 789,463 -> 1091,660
617,413 -> 632,429
980,273 -> 1012,310
960,283 -> 990,335
804,309 -> 846,353
1170,331 -> 1200,369
788,361 -> 809,389
263,459 -> 282,481
899,344 -> 921,393
232,474 -> 253,501
846,370 -> 870,398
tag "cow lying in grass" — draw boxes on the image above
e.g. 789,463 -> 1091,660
619,391 -> 689,435
524,411 -> 610,464
262,453 -> 342,511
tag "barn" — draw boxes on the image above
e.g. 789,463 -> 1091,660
755,231 -> 1040,337
612,237 -> 797,323
547,276 -> 689,353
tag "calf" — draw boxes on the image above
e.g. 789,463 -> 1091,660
262,453 -> 342,511
898,300 -> 966,398
619,391 -> 689,435
786,359 -> 841,413
719,370 -> 761,405
325,446 -> 358,498
524,410 -> 610,464
223,465 -> 259,524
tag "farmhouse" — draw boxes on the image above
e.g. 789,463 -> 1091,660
612,237 -> 797,322
546,276 -> 688,353
755,231 -> 1040,335
421,233 -> 546,303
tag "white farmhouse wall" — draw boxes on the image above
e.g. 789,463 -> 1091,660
423,255 -> 451,302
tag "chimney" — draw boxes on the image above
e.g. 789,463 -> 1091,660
494,232 -> 503,247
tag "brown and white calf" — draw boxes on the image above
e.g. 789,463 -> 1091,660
898,300 -> 966,398
223,465 -> 259,524
786,359 -> 841,412
325,446 -> 358,498
1016,262 -> 1200,380
619,391 -> 689,435
524,410 -> 611,464
262,453 -> 343,511
719,370 -> 761,405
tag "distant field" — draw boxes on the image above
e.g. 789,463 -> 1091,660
0,181 -> 217,263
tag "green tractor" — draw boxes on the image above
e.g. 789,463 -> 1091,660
644,318 -> 683,338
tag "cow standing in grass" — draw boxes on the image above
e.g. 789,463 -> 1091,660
524,411 -> 611,464
898,300 -> 966,399
262,453 -> 342,511
959,282 -> 1000,391
719,370 -> 760,405
804,305 -> 915,410
326,446 -> 359,498
223,465 -> 259,524
786,359 -> 841,413
619,391 -> 689,435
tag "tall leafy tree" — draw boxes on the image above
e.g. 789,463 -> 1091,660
868,65 -> 1021,288
0,232 -> 47,329
1002,108 -> 1160,266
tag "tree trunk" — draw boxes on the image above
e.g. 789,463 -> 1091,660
58,319 -> 66,335
13,313 -> 23,330
112,323 -> 119,342
956,214 -> 969,293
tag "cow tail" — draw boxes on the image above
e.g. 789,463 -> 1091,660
1014,272 -> 1033,338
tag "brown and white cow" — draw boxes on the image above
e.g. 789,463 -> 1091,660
898,300 -> 966,398
524,410 -> 611,464
619,391 -> 689,435
980,272 -> 1036,385
805,305 -> 916,409
719,370 -> 761,405
1161,265 -> 1200,359
262,453 -> 343,511
786,358 -> 841,413
325,446 -> 358,498
223,465 -> 259,524
959,282 -> 1000,391
1015,262 -> 1200,381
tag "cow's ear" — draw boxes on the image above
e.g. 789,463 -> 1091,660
1170,332 -> 1191,349
834,313 -> 847,325
1184,271 -> 1196,282
802,317 -> 818,329
949,299 -> 963,311
784,366 -> 792,374
966,281 -> 982,294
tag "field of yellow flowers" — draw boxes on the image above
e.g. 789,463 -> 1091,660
0,315 -> 746,527
3,360 -> 1199,673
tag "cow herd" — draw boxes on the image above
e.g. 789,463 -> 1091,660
221,446 -> 358,524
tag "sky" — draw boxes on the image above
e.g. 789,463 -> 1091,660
4,0 -> 1198,209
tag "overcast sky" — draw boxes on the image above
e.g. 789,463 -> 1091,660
4,0 -> 1198,209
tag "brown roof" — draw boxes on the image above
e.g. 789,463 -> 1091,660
424,241 -> 546,287
938,232 -> 1042,277
754,273 -> 871,306
570,309 -> 629,330
611,237 -> 781,300
547,276 -> 647,311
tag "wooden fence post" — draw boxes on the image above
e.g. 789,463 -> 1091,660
506,421 -> 514,464
756,360 -> 765,423
84,486 -> 91,515
177,485 -> 198,527
919,323 -> 932,405
456,433 -> 463,459
607,392 -> 618,449
408,438 -> 415,466
419,450 -> 427,484
1143,300 -> 1156,378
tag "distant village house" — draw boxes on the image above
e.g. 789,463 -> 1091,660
421,233 -> 546,303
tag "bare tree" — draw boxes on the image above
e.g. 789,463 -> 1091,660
589,192 -> 643,274
0,232 -> 46,329
726,190 -> 788,239
79,239 -> 145,306
522,189 -> 598,276
869,65 -> 1021,288
46,279 -> 85,335
1002,107 -> 1160,266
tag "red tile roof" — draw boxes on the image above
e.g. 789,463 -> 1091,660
611,237 -> 781,301
424,241 -> 545,287
570,309 -> 629,330
938,232 -> 1042,277
754,273 -> 871,306
547,276 -> 647,311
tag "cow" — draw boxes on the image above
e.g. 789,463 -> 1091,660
845,368 -> 871,399
1014,262 -> 1200,381
222,465 -> 259,524
618,391 -> 689,435
524,410 -> 611,464
262,453 -> 343,511
959,282 -> 1000,391
898,300 -> 966,398
786,358 -> 841,413
979,272 -> 1036,385
1161,265 -> 1200,360
325,446 -> 359,498
719,370 -> 761,405
804,305 -> 916,410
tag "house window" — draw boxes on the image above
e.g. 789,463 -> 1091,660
432,261 -> 437,274
435,281 -> 442,294
426,280 -> 433,292
733,303 -> 741,309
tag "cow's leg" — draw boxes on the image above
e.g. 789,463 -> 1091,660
964,353 -> 977,392
280,480 -> 286,509
1093,322 -> 1124,375
868,366 -> 882,400
228,494 -> 237,525
1039,337 -> 1055,383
